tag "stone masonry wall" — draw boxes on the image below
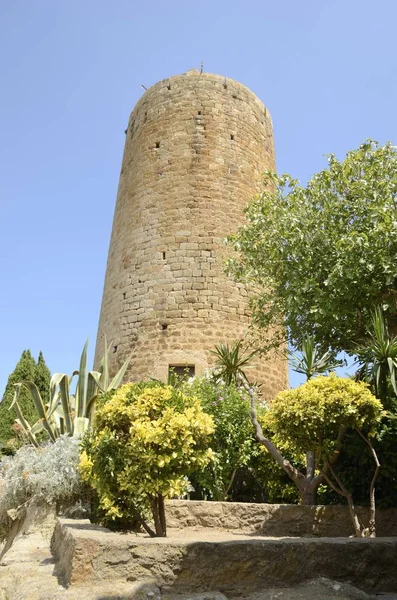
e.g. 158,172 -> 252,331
165,500 -> 397,537
95,70 -> 288,399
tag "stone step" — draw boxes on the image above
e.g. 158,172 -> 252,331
51,519 -> 397,596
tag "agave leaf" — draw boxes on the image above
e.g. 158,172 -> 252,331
58,374 -> 73,435
74,416 -> 89,436
86,393 -> 98,425
108,355 -> 131,390
12,394 -> 39,448
30,421 -> 45,435
99,335 -> 109,391
19,381 -> 57,442
10,383 -> 23,412
47,373 -> 66,419
86,371 -> 101,405
76,340 -> 89,418
19,381 -> 46,419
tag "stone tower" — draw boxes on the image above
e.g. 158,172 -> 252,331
95,69 -> 288,399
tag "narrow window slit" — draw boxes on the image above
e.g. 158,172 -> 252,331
161,324 -> 168,331
113,345 -> 118,353
155,141 -> 160,149
162,251 -> 166,260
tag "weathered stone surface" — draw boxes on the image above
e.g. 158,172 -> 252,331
94,69 -> 288,399
165,500 -> 397,537
2,521 -> 397,599
51,519 -> 397,595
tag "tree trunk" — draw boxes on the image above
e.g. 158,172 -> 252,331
158,494 -> 167,538
299,484 -> 318,505
356,428 -> 381,538
150,494 -> 167,537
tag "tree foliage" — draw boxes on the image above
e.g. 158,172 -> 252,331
355,307 -> 397,408
210,340 -> 258,386
0,350 -> 51,450
289,335 -> 342,380
265,375 -> 382,458
252,375 -> 383,535
227,140 -> 397,355
186,376 -> 299,503
185,377 -> 263,500
80,382 -> 214,537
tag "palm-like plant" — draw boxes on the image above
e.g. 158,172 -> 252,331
354,307 -> 397,406
10,338 -> 131,446
211,340 -> 258,386
289,336 -> 342,380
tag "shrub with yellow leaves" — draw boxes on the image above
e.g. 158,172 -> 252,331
80,381 -> 214,537
252,374 -> 384,536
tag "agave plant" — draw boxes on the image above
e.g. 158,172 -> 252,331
354,307 -> 397,406
211,340 -> 258,386
289,335 -> 342,381
10,338 -> 130,447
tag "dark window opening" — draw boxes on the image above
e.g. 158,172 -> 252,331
113,345 -> 118,353
155,141 -> 160,149
198,111 -> 202,115
162,251 -> 166,260
169,365 -> 195,380
161,323 -> 168,331
230,134 -> 235,140
122,292 -> 126,299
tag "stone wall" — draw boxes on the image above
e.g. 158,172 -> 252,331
95,69 -> 288,400
52,518 -> 397,594
165,500 -> 397,537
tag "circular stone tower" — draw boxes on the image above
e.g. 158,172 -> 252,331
95,70 -> 288,399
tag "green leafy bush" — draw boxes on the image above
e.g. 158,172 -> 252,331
185,376 -> 298,503
80,382 -> 214,537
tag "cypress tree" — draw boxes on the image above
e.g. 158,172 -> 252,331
0,350 -> 51,449
34,351 -> 51,405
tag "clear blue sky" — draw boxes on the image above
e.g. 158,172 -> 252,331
0,0 -> 395,393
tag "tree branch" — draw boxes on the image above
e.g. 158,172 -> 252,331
245,378 -> 306,487
355,428 -> 381,537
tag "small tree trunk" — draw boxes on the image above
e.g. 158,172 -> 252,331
158,494 -> 167,537
150,494 -> 167,537
355,428 -> 381,538
306,451 -> 315,479
299,484 -> 318,506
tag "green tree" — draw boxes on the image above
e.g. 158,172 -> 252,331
0,351 -> 37,449
0,351 -> 51,450
227,140 -> 397,356
33,351 -> 51,405
249,375 -> 383,535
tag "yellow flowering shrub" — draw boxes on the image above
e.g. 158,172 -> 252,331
80,382 -> 214,536
263,374 -> 383,458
